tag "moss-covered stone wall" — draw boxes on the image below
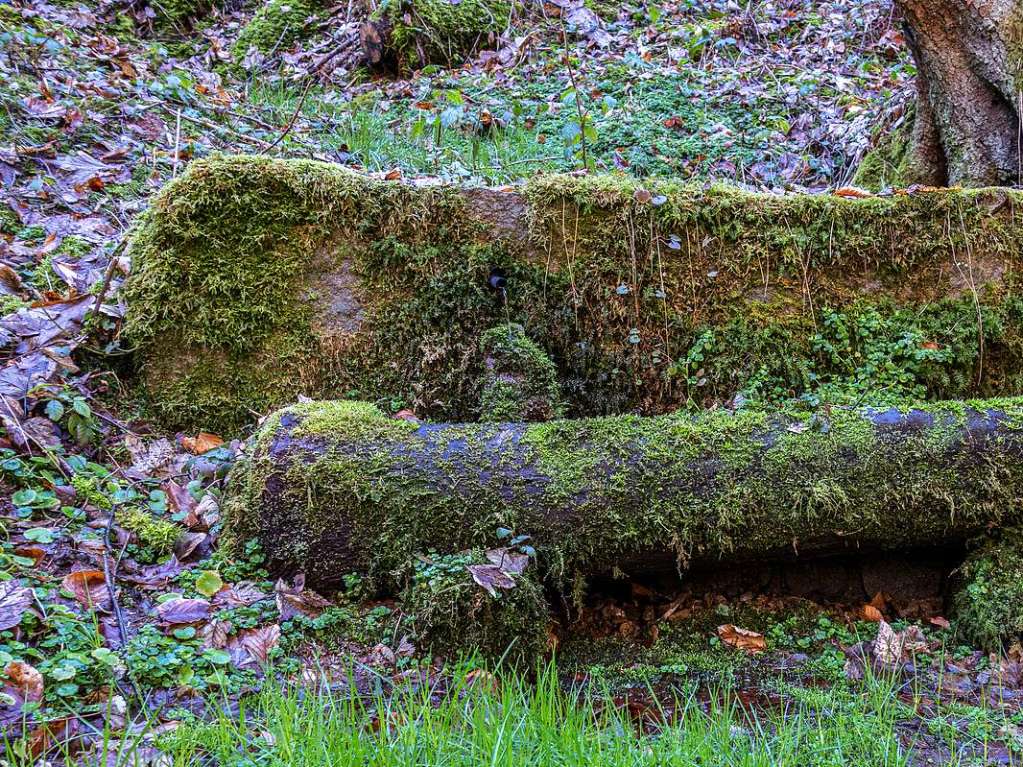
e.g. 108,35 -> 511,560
124,154 -> 1023,433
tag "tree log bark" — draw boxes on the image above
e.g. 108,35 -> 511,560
225,398 -> 1023,589
895,0 -> 1021,186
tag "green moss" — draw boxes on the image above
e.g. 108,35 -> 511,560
583,0 -> 619,22
126,155 -> 1023,434
479,323 -> 562,421
378,0 -> 512,68
226,396 -> 1023,595
121,508 -> 181,556
1009,5 -> 1023,93
0,206 -> 19,237
953,529 -> 1023,651
150,0 -> 217,30
850,114 -> 912,191
400,549 -> 549,663
0,296 -> 27,316
233,0 -> 317,56
55,236 -> 92,259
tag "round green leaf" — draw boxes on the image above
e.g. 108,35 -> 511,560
23,528 -> 56,544
194,571 -> 223,598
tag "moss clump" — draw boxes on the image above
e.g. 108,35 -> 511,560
126,155 -> 1023,434
380,0 -> 512,68
953,530 -> 1023,650
479,323 -> 562,422
149,0 -> 217,30
1009,5 -> 1023,93
121,508 -> 181,556
850,114 -> 912,191
400,549 -> 549,663
0,206 -> 20,237
234,0 -> 316,55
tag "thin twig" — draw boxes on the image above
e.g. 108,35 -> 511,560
266,76 -> 315,151
171,109 -> 182,178
265,41 -> 357,151
92,240 -> 126,317
102,516 -> 129,648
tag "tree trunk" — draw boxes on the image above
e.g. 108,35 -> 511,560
224,398 -> 1023,589
895,0 -> 1021,186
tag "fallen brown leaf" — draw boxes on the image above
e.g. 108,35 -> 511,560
3,661 -> 43,702
0,582 -> 35,631
182,432 -> 224,455
861,604 -> 883,622
275,574 -> 332,621
834,185 -> 873,198
467,564 -> 516,597
155,597 -> 211,626
717,624 -> 766,654
62,569 -> 110,611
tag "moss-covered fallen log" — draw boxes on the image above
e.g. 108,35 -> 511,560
225,397 -> 1023,590
126,155 -> 1023,433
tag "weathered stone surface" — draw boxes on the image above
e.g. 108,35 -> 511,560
125,155 -> 1023,433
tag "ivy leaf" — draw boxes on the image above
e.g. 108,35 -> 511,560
204,649 -> 231,665
50,666 -> 76,681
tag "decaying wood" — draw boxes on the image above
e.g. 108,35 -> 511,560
226,398 -> 1023,588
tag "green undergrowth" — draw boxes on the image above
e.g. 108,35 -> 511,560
149,0 -> 218,31
130,663 -> 964,766
125,155 -> 1023,434
953,528 -> 1023,650
559,603 -> 891,691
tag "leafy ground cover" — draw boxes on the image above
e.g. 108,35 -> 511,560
0,0 -> 1017,762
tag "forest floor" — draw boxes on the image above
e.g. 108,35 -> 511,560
2,0 -> 1021,763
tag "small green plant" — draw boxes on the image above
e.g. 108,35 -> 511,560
36,387 -> 100,446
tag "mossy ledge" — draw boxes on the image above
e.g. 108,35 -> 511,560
224,397 -> 1023,597
125,155 -> 1023,434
